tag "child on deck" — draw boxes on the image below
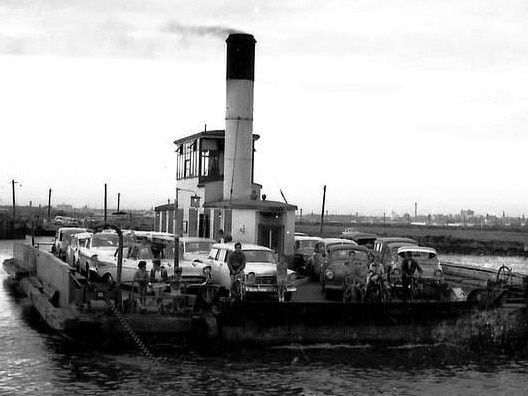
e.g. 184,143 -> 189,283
276,257 -> 288,302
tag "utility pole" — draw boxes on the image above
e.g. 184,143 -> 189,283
48,188 -> 52,219
11,179 -> 17,221
173,187 -> 181,294
117,192 -> 121,212
415,202 -> 417,220
104,183 -> 108,222
319,185 -> 326,235
11,179 -> 20,237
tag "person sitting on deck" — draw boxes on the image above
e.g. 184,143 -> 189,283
133,260 -> 150,305
366,253 -> 385,290
150,259 -> 168,283
276,256 -> 288,302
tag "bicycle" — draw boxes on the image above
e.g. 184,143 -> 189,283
365,274 -> 390,303
231,271 -> 246,302
403,275 -> 420,302
343,276 -> 365,303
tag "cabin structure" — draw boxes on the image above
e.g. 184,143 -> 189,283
155,33 -> 297,260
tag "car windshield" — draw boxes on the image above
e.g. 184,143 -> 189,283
347,250 -> 369,262
297,240 -> 319,249
185,241 -> 214,253
243,250 -> 276,263
330,249 -> 357,260
398,251 -> 438,268
92,234 -> 119,247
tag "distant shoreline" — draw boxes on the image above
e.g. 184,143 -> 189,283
296,222 -> 528,256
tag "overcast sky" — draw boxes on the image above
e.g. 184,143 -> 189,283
1,0 -> 528,217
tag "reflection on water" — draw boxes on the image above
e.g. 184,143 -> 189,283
2,238 -> 528,395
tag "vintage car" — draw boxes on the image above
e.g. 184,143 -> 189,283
293,235 -> 322,273
388,246 -> 452,300
77,231 -> 125,276
307,238 -> 357,279
52,227 -> 89,261
373,237 -> 418,269
65,232 -> 92,267
94,236 -> 214,289
341,230 -> 378,250
204,242 -> 297,301
320,244 -> 370,299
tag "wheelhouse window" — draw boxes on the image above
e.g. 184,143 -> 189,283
176,137 -> 224,180
177,141 -> 199,179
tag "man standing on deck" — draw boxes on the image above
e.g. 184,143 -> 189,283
401,251 -> 423,300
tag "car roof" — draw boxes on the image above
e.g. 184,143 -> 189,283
59,227 -> 88,234
321,238 -> 358,245
327,244 -> 369,252
212,242 -> 273,252
375,237 -> 418,244
397,246 -> 437,255
180,236 -> 216,243
295,236 -> 322,241
387,241 -> 417,249
72,232 -> 93,239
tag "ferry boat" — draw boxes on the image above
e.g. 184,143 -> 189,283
3,237 -> 528,352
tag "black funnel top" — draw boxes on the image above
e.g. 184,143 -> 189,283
226,33 -> 256,81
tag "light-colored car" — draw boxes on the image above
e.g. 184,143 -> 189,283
95,239 -> 176,285
307,238 -> 358,279
294,235 -> 322,273
77,232 -> 124,276
176,237 -> 217,286
65,232 -> 92,268
373,237 -> 418,270
52,227 -> 88,261
389,246 -> 452,300
204,242 -> 297,301
94,236 -> 215,288
320,244 -> 370,299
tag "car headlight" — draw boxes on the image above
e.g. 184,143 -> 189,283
246,272 -> 256,285
288,272 -> 297,283
325,270 -> 335,280
392,268 -> 401,276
